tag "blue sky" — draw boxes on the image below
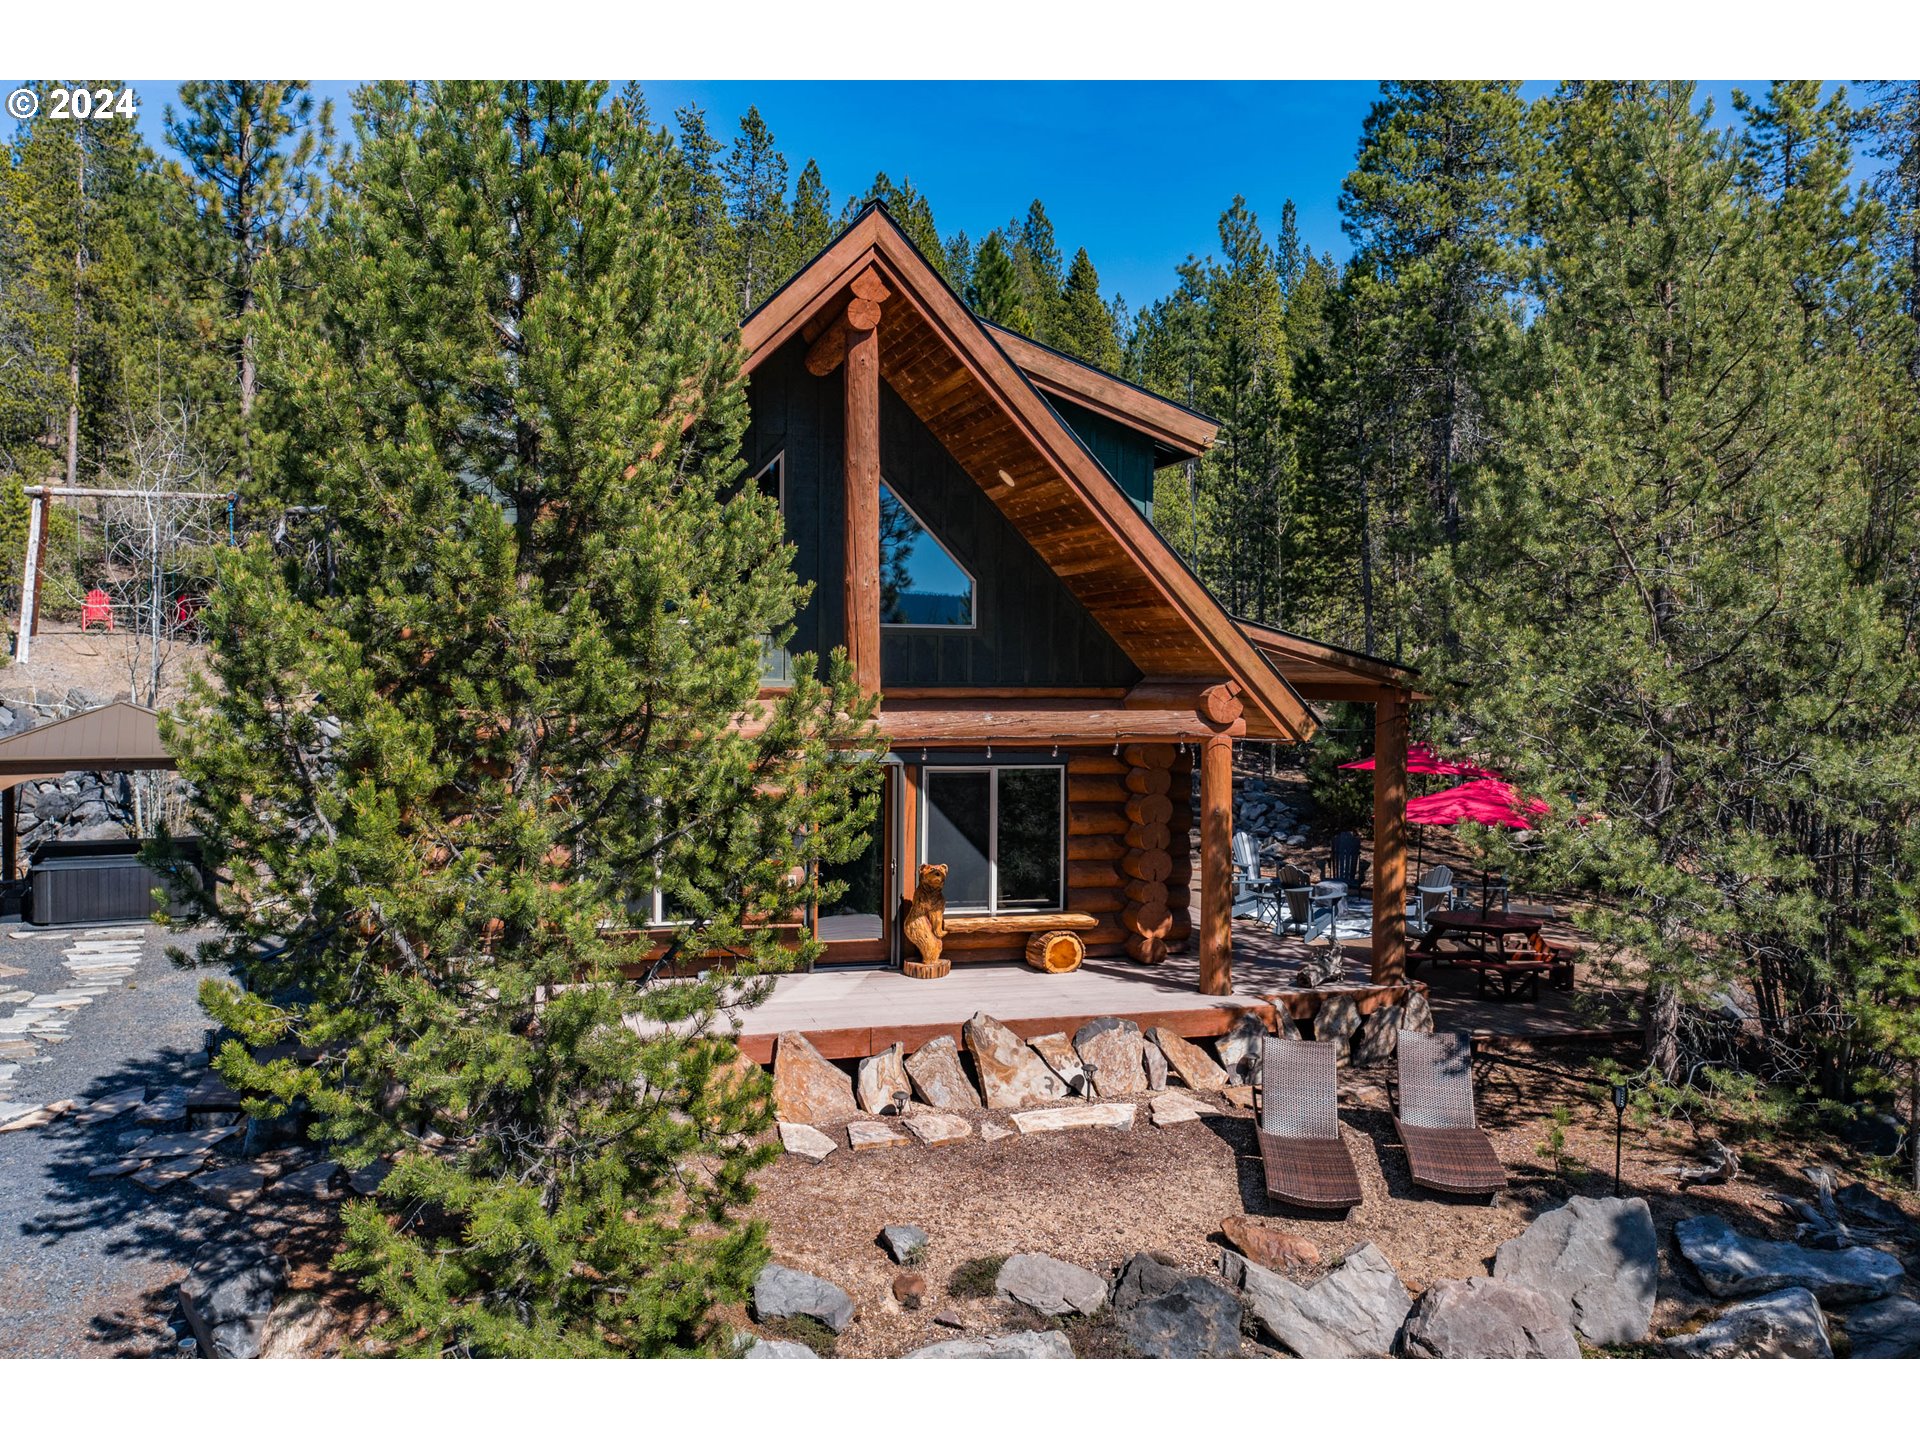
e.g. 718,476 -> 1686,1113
62,79 -> 1798,308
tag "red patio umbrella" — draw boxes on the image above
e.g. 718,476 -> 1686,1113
1340,743 -> 1497,778
1404,777 -> 1550,831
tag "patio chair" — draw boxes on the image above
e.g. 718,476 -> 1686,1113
1392,1030 -> 1506,1199
1329,831 -> 1368,892
1232,831 -> 1278,924
1258,1037 -> 1363,1212
1305,880 -> 1347,945
1408,864 -> 1456,936
1273,862 -> 1313,938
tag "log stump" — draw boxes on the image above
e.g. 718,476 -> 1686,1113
1025,929 -> 1086,975
1125,932 -> 1169,965
902,955 -> 952,980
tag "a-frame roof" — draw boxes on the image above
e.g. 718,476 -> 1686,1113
741,204 -> 1322,742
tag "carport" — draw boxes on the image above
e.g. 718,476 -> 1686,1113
0,703 -> 175,882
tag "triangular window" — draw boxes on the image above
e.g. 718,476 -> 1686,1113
879,482 -> 974,628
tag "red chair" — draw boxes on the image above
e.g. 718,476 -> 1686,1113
81,588 -> 114,631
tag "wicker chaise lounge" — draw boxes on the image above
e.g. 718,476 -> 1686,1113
1257,1037 -> 1364,1213
1393,1030 -> 1506,1198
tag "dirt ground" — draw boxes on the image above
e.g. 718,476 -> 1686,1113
744,1045 -> 1920,1357
4,624 -> 209,706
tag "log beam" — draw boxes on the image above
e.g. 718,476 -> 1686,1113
1199,731 -> 1233,996
1370,691 -> 1409,982
844,304 -> 881,696
1125,679 -> 1243,726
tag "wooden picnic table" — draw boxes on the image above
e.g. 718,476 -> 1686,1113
1409,909 -> 1572,1002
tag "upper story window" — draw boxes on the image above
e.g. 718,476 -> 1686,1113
880,481 -> 974,628
756,453 -> 793,687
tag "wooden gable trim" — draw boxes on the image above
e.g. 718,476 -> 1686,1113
1237,617 -> 1420,693
981,323 -> 1217,460
738,206 -> 1318,744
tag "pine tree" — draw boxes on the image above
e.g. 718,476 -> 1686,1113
720,106 -> 788,316
166,81 -> 880,1357
1052,247 -> 1121,371
0,80 -> 158,488
162,81 -> 334,494
1012,199 -> 1064,342
1449,81 -> 1918,1082
777,157 -> 833,285
966,230 -> 1029,332
1339,81 -> 1528,648
668,103 -> 727,265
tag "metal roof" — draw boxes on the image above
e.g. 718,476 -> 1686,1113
0,702 -> 175,782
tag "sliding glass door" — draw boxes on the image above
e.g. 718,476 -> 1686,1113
921,765 -> 1064,914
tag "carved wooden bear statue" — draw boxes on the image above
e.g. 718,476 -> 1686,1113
901,863 -> 950,980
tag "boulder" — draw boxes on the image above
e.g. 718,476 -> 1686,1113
1111,1251 -> 1187,1311
1145,1027 -> 1229,1090
1310,994 -> 1361,1061
1009,1103 -> 1135,1136
879,1224 -> 929,1264
744,1337 -> 818,1358
771,1032 -> 857,1124
846,1120 -> 910,1152
1492,1196 -> 1658,1345
178,1243 -> 289,1358
190,1162 -> 276,1210
777,1121 -> 837,1163
892,1272 -> 928,1309
1401,988 -> 1435,1035
1073,1017 -> 1148,1097
903,1112 -> 971,1147
905,1330 -> 1075,1358
1398,1276 -> 1580,1359
1835,1182 -> 1910,1233
856,1043 -> 912,1116
1221,1242 -> 1411,1358
1214,1012 -> 1271,1082
1352,1005 -> 1402,1066
1119,1275 -> 1243,1358
1840,1295 -> 1920,1359
1664,1287 -> 1832,1359
1220,1215 -> 1320,1271
753,1263 -> 856,1334
905,1034 -> 981,1111
276,1161 -> 342,1199
996,1252 -> 1107,1317
1673,1215 -> 1903,1305
1840,1108 -> 1906,1158
1028,1032 -> 1091,1095
348,1159 -> 394,1196
1142,1038 -> 1168,1092
964,1013 -> 1066,1109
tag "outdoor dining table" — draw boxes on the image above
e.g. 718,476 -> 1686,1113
1408,908 -> 1551,999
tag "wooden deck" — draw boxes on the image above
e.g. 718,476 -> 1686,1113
733,917 -> 1638,1063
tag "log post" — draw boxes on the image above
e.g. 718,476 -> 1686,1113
1371,690 -> 1409,982
843,302 -> 881,696
1199,731 -> 1233,996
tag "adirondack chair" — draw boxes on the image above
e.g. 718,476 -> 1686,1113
1329,831 -> 1367,892
81,587 -> 114,631
1232,830 -> 1277,924
1410,864 -> 1456,935
1273,862 -> 1314,938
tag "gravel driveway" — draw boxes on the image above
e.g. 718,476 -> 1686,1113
0,922 -> 230,1357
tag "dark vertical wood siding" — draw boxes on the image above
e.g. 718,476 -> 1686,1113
744,338 -> 1142,690
1045,395 -> 1157,514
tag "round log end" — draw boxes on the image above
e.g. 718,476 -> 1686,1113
1025,929 -> 1086,974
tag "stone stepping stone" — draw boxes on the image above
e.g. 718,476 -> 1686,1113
980,1120 -> 1015,1143
1009,1102 -> 1135,1136
276,1161 -> 343,1198
73,1086 -> 147,1124
905,1330 -> 1074,1358
902,1112 -> 971,1147
133,1154 -> 208,1190
777,1122 -> 836,1163
0,989 -> 34,1004
89,1156 -> 150,1179
128,1125 -> 242,1161
1149,1092 -> 1218,1127
192,1162 -> 278,1209
846,1119 -> 910,1152
348,1159 -> 394,1196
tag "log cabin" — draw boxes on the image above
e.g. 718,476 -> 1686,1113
724,203 -> 1419,997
